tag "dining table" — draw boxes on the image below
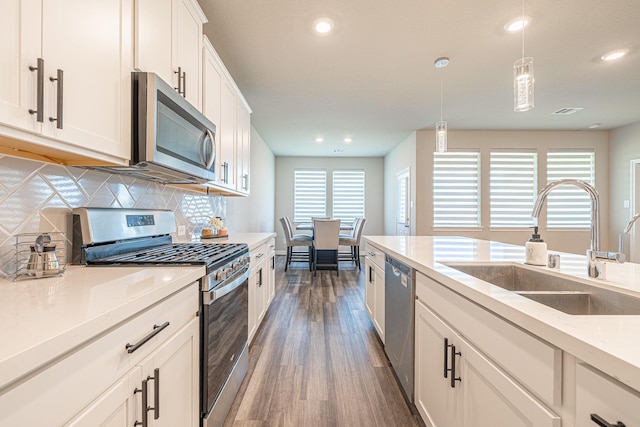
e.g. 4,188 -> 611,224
295,222 -> 353,232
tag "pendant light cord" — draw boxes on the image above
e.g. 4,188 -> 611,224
521,0 -> 525,58
440,78 -> 443,122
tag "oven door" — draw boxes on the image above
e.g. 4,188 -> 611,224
201,267 -> 249,427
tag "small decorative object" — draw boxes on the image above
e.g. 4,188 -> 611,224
202,217 -> 227,239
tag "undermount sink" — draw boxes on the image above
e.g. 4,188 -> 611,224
443,263 -> 640,316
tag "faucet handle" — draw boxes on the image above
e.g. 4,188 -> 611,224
590,250 -> 626,264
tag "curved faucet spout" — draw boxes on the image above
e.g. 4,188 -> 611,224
623,212 -> 640,234
531,179 -> 600,251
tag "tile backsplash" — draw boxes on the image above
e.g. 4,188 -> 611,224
0,155 -> 225,277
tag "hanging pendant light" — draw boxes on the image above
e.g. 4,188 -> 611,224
434,57 -> 449,152
513,0 -> 534,112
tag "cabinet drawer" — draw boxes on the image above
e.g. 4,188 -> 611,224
364,242 -> 385,269
251,243 -> 268,266
416,272 -> 562,407
575,362 -> 640,427
0,282 -> 198,426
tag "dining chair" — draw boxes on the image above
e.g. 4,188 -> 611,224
339,217 -> 367,270
312,218 -> 341,276
280,217 -> 313,271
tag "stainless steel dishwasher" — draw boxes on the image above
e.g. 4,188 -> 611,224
384,255 -> 415,402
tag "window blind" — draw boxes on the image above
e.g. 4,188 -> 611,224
294,170 -> 327,223
546,150 -> 595,228
490,151 -> 537,228
332,170 -> 365,221
433,151 -> 481,228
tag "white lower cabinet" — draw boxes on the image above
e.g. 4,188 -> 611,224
364,243 -> 385,343
249,243 -> 267,344
66,318 -> 198,427
0,282 -> 199,426
415,273 -> 561,427
575,362 -> 640,427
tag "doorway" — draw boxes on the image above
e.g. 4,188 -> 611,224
631,159 -> 640,262
395,168 -> 411,236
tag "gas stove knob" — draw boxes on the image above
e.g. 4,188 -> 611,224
216,269 -> 228,280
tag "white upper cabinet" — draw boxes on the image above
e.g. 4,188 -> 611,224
202,36 -> 252,194
0,0 -> 132,164
135,0 -> 205,110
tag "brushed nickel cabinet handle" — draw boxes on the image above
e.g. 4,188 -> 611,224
48,69 -> 63,129
125,322 -> 170,353
28,58 -> 44,122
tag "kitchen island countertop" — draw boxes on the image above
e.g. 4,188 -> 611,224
363,235 -> 640,393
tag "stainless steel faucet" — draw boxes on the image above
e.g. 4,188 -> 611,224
618,212 -> 640,254
531,179 -> 624,278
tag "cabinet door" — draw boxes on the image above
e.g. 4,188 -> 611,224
236,100 -> 251,193
0,0 -> 41,133
143,318 -> 199,427
135,0 -> 173,84
575,363 -> 639,427
64,367 -> 142,427
248,265 -> 262,343
218,79 -> 237,188
461,336 -> 561,427
202,39 -> 222,131
373,261 -> 385,344
414,300 -> 462,427
41,0 -> 131,159
364,258 -> 375,319
174,0 -> 202,109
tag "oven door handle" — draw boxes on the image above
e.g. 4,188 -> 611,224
207,267 -> 250,304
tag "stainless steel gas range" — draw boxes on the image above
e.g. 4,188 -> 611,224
72,207 -> 250,427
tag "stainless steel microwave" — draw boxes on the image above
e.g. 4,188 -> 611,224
93,72 -> 217,184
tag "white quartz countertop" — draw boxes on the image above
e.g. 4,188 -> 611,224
0,232 -> 275,390
363,235 -> 640,392
189,232 -> 275,251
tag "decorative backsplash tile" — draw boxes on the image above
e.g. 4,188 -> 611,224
0,154 -> 225,277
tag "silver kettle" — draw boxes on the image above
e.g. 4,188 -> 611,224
26,234 -> 60,277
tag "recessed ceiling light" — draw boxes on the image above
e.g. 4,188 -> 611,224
332,148 -> 344,153
504,16 -> 532,32
314,18 -> 334,34
434,57 -> 449,68
552,107 -> 584,115
315,137 -> 324,143
343,137 -> 353,143
601,49 -> 629,61
588,123 -> 602,129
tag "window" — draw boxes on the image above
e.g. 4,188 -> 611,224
490,150 -> 537,228
294,170 -> 326,222
546,150 -> 595,228
433,151 -> 481,228
332,170 -> 365,221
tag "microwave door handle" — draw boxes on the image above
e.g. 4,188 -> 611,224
206,129 -> 216,170
200,129 -> 215,170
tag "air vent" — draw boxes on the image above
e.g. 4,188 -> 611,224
552,107 -> 584,115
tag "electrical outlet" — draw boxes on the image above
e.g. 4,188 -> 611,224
624,200 -> 630,208
178,225 -> 186,236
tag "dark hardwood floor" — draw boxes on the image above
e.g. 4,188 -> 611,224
223,256 -> 422,427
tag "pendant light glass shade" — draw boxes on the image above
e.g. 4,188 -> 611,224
435,121 -> 447,152
513,57 -> 534,112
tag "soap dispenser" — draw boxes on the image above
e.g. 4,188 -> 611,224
525,226 -> 547,266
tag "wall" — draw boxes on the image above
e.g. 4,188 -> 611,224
609,121 -> 640,252
274,156 -> 384,253
383,132 -> 416,235
226,126 -> 275,233
0,155 -> 226,277
414,129 -> 609,255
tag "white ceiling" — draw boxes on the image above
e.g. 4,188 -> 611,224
198,0 -> 640,157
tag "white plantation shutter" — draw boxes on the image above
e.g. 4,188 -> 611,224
294,170 -> 327,222
490,151 -> 537,228
546,150 -> 595,228
332,170 -> 365,221
433,151 -> 481,228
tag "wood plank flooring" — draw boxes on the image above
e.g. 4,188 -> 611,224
223,257 -> 422,427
